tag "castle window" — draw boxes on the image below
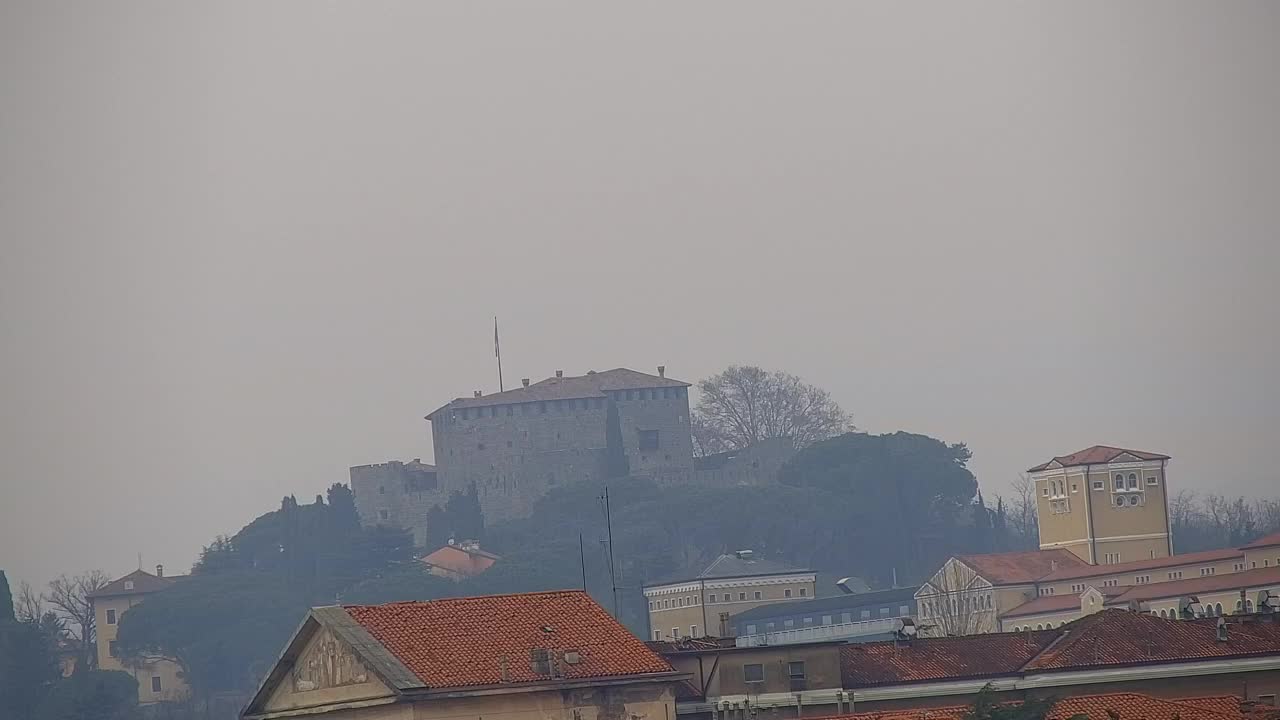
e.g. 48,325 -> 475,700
151,676 -> 162,693
738,592 -> 746,601
785,589 -> 792,598
799,587 -> 807,597
379,510 -> 389,520
709,594 -> 717,602
639,430 -> 660,451
754,591 -> 762,600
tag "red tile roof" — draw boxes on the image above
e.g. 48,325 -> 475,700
1108,565 -> 1280,604
1243,531 -> 1280,551
1028,445 -> 1169,473
1002,586 -> 1132,620
840,630 -> 1060,686
1038,548 -> 1243,582
955,549 -> 1089,585
87,569 -> 181,599
420,544 -> 499,578
811,693 -> 1245,720
1023,610 -> 1280,671
839,610 -> 1280,689
343,590 -> 673,689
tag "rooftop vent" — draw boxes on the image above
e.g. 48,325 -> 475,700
563,651 -> 582,665
657,365 -> 666,378
555,370 -> 563,378
734,549 -> 755,561
587,370 -> 597,375
473,390 -> 482,398
522,378 -> 530,388
155,564 -> 164,578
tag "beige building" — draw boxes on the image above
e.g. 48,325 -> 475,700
642,551 -> 816,640
241,589 -> 683,720
916,549 -> 1088,635
89,567 -> 189,705
1028,445 -> 1173,564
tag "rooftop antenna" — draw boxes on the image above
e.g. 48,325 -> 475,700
493,316 -> 504,392
601,487 -> 620,618
579,532 -> 588,592
137,552 -> 142,571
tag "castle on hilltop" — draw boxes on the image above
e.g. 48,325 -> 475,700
351,366 -> 791,545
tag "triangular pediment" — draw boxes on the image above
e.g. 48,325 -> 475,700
1045,460 -> 1064,470
245,611 -> 404,719
1110,452 -> 1142,464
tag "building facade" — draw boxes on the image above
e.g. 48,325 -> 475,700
89,567 -> 189,705
727,587 -> 918,644
643,552 -> 816,640
353,367 -> 704,544
1028,445 -> 1173,564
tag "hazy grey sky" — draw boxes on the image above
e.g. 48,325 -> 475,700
3,2 -> 1278,590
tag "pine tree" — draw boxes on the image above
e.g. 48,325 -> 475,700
604,400 -> 630,478
0,571 -> 13,624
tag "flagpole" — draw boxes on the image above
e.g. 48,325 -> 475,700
494,316 -> 504,392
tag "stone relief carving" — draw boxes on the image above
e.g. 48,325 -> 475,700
291,628 -> 370,693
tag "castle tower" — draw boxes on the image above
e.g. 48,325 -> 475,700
1027,445 -> 1172,565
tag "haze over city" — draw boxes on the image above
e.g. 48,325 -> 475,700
3,0 -> 1278,597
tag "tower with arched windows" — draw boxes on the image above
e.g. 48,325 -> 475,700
1027,445 -> 1173,565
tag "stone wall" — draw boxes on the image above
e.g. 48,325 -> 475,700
349,459 -> 443,546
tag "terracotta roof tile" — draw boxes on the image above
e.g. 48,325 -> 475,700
343,590 -> 673,689
810,693 -> 1245,720
1039,548 -> 1242,582
955,549 -> 1089,585
430,368 -> 688,415
420,545 -> 499,578
1024,610 -> 1280,671
87,569 -> 181,599
1108,566 -> 1280,604
1002,586 -> 1133,619
1243,531 -> 1280,551
840,630 -> 1059,687
1028,445 -> 1169,473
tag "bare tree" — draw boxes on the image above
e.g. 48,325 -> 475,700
45,570 -> 109,670
692,365 -> 851,454
917,558 -> 995,636
14,581 -> 47,624
1008,474 -> 1039,548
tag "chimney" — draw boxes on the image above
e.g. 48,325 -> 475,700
719,612 -> 731,637
473,390 -> 482,398
657,365 -> 666,378
555,370 -> 563,378
522,378 -> 530,387
155,564 -> 164,578
1217,617 -> 1229,642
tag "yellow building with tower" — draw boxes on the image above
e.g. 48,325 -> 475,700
1027,445 -> 1173,565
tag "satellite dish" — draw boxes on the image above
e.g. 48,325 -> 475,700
1179,595 -> 1205,619
1257,589 -> 1277,613
897,618 -> 918,639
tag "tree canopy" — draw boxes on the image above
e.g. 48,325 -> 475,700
692,365 -> 851,455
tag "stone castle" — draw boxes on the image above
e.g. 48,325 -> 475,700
351,366 -> 792,545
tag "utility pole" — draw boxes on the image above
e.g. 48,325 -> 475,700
602,487 -> 620,618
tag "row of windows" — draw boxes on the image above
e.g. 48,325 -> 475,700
450,388 -> 687,421
654,625 -> 701,640
1153,600 -> 1258,619
919,593 -> 991,617
741,661 -> 805,683
649,587 -> 809,611
741,604 -> 913,634
1011,622 -> 1066,631
1047,473 -> 1159,496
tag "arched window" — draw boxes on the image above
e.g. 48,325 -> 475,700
1127,473 -> 1139,490
1035,624 -> 1044,630
1115,474 -> 1125,490
1215,603 -> 1224,616
1246,600 -> 1254,612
